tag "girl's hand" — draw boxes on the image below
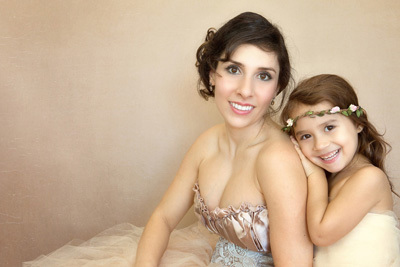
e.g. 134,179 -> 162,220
290,136 -> 324,178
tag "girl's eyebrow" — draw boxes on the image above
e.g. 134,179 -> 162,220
295,130 -> 306,138
222,59 -> 277,73
321,119 -> 338,125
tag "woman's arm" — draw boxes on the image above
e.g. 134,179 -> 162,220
257,140 -> 313,266
134,136 -> 205,267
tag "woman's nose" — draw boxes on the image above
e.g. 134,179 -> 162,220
237,77 -> 254,98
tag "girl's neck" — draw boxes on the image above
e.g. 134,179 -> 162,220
329,153 -> 371,180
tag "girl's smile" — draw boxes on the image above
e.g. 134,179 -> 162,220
319,148 -> 340,163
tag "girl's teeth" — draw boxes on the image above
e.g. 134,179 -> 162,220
231,102 -> 253,111
321,149 -> 339,161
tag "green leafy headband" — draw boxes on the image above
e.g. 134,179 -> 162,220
282,104 -> 364,133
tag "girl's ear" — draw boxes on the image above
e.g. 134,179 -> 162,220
356,124 -> 364,133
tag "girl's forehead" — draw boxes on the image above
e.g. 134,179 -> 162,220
290,101 -> 333,118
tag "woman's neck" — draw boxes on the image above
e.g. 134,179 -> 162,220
223,117 -> 272,157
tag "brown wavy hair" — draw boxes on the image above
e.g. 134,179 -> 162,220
195,12 -> 292,113
281,74 -> 398,196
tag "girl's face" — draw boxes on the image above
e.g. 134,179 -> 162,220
210,44 -> 279,130
292,101 -> 363,174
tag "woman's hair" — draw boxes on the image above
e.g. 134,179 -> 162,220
281,74 -> 396,191
196,12 -> 291,113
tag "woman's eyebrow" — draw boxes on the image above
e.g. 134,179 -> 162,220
222,59 -> 277,73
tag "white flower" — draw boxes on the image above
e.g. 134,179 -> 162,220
349,104 -> 358,112
286,118 -> 293,127
330,106 -> 340,113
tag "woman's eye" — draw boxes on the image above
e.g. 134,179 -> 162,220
324,125 -> 335,132
257,72 -> 271,81
226,66 -> 241,75
300,134 -> 311,140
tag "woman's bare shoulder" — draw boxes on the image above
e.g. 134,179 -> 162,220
194,123 -> 222,144
189,123 -> 223,155
256,131 -> 306,184
259,131 -> 299,162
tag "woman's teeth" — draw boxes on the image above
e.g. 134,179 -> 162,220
230,102 -> 254,111
321,149 -> 339,161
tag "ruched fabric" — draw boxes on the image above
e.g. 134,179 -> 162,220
193,183 -> 270,253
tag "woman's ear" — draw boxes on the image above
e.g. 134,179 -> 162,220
209,71 -> 215,87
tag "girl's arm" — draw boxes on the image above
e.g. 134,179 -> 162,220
291,138 -> 389,246
308,166 -> 388,246
290,137 -> 329,245
134,136 -> 205,267
257,140 -> 313,266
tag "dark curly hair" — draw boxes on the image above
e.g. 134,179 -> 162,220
195,12 -> 292,113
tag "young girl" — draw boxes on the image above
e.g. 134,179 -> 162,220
281,74 -> 400,266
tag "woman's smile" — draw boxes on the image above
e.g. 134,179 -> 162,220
229,101 -> 255,114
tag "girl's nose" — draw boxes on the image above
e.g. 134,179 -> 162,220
313,135 -> 329,151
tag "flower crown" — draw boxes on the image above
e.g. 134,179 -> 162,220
282,104 -> 364,133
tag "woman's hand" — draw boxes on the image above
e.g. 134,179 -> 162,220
290,136 -> 324,178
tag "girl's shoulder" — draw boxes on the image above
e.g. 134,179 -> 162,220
341,164 -> 390,197
335,164 -> 393,213
351,164 -> 387,183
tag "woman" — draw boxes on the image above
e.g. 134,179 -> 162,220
24,12 -> 312,267
135,12 -> 312,266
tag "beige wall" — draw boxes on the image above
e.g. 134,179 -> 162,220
1,0 -> 399,265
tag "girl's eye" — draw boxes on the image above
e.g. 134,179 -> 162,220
324,125 -> 335,132
226,65 -> 241,75
300,134 -> 312,140
257,72 -> 272,81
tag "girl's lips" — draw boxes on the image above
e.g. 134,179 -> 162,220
229,101 -> 255,114
320,149 -> 340,162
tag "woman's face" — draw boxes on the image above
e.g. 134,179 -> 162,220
210,44 -> 280,130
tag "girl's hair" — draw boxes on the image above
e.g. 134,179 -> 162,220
195,12 -> 291,113
281,74 -> 396,193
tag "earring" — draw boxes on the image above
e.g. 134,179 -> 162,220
209,83 -> 214,92
271,98 -> 275,105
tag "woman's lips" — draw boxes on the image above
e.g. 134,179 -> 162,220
229,101 -> 254,114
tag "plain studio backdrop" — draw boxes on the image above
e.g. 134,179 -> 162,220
1,0 -> 399,265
